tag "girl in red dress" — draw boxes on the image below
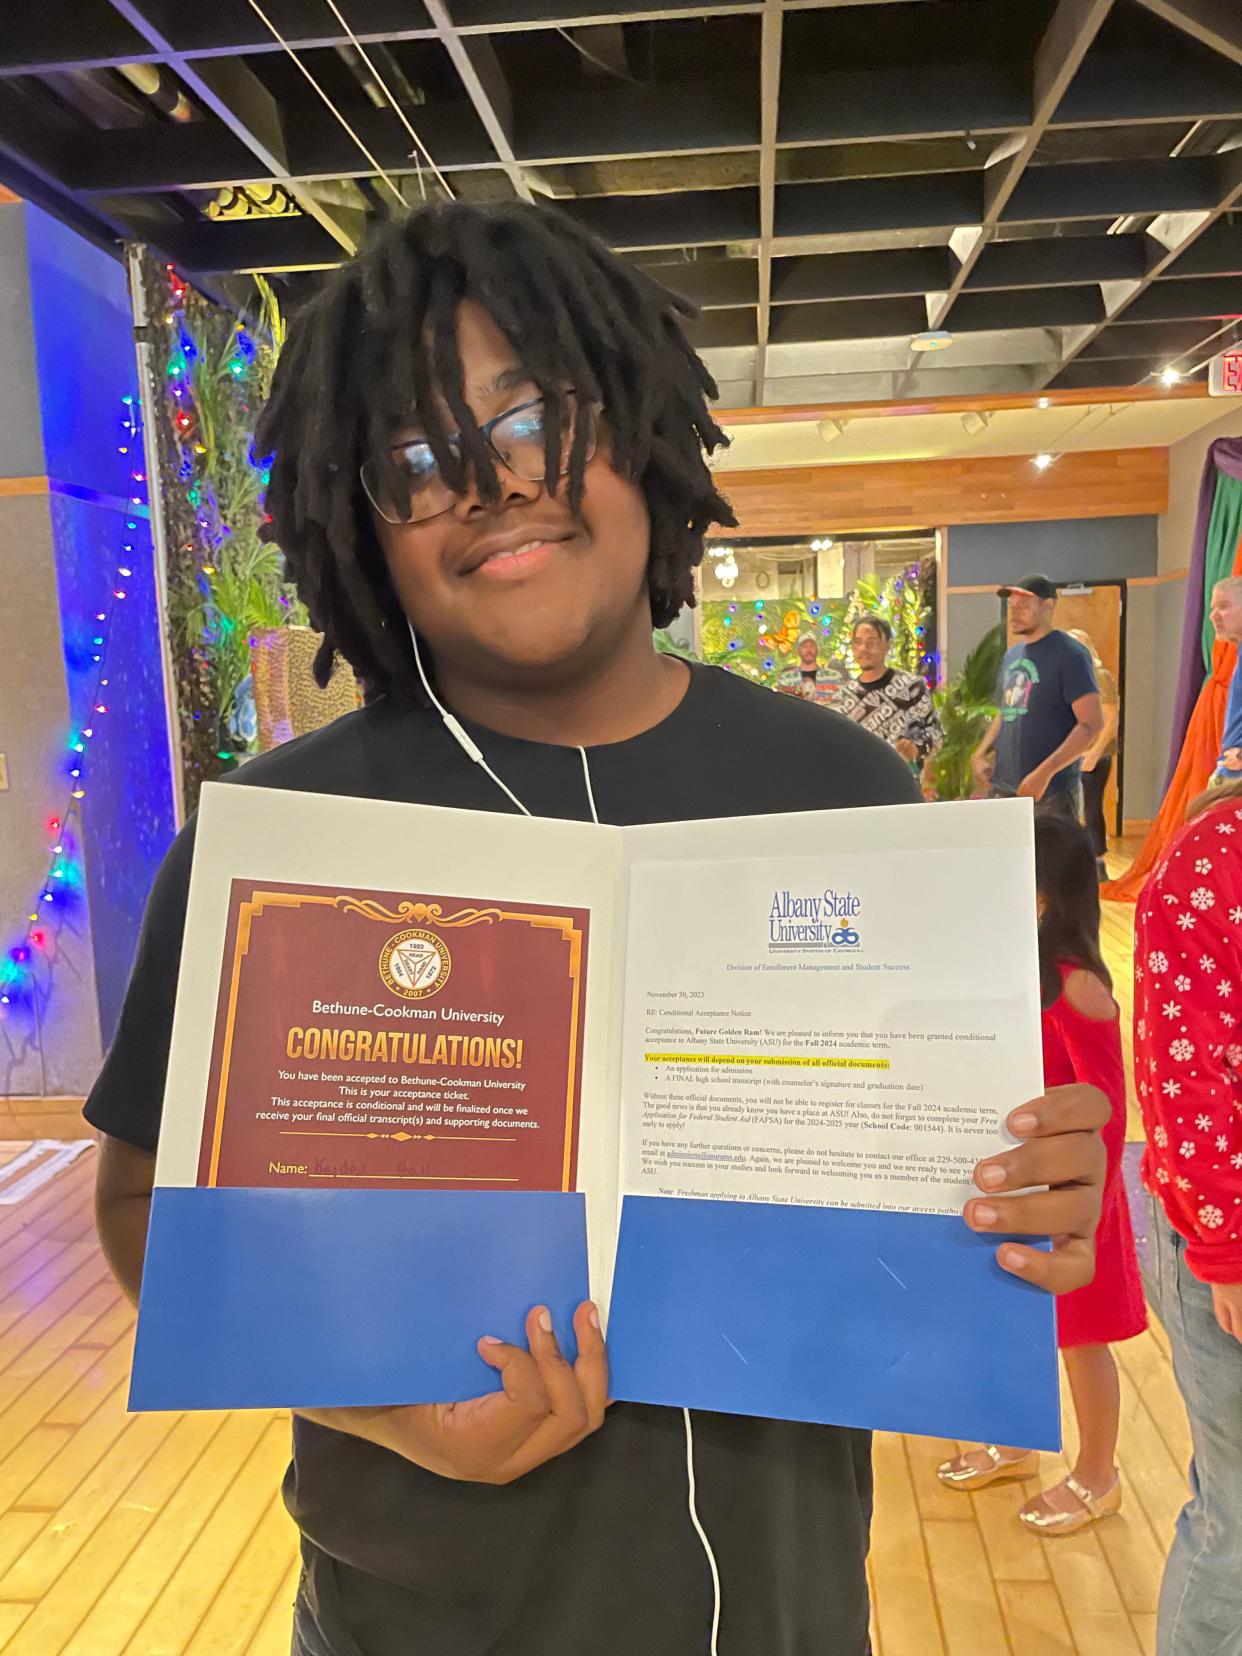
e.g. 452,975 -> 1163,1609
936,811 -> 1147,1532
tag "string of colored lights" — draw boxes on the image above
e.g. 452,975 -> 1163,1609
161,259 -> 290,776
0,396 -> 145,1018
716,561 -> 934,684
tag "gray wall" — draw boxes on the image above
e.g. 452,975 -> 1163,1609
946,514 -> 1158,598
945,513 -> 1159,819
0,206 -> 44,478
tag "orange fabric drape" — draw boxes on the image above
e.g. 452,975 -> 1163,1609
1105,536 -> 1242,902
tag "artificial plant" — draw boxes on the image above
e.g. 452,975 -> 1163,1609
141,253 -> 307,812
926,623 -> 1006,801
843,558 -> 936,683
653,628 -> 698,661
700,560 -> 933,688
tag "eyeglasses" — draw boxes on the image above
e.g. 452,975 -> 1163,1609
360,393 -> 599,526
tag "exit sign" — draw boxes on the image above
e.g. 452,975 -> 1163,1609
1209,349 -> 1242,396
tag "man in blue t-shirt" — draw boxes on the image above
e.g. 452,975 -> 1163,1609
971,574 -> 1103,818
1209,576 -> 1242,784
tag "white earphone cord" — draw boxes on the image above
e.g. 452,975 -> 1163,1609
408,623 -> 722,1653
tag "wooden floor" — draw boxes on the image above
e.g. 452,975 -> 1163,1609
0,842 -> 1189,1655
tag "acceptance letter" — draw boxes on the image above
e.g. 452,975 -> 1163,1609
200,881 -> 588,1192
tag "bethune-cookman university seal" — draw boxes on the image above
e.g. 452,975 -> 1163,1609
379,928 -> 452,1000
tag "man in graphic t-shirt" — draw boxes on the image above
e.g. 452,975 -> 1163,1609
836,613 -> 942,765
971,574 -> 1103,818
775,630 -> 848,707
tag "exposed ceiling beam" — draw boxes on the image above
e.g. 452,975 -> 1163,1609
104,0 -> 363,256
915,0 -> 1116,355
0,140 -> 127,258
425,0 -> 534,204
67,101 -> 490,194
27,58 -> 1238,190
1157,314 -> 1242,380
1133,0 -> 1242,68
0,9 -> 775,78
156,217 -> 350,276
1043,142 -> 1242,388
752,0 -> 784,404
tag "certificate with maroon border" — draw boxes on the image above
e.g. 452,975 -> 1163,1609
133,786 -> 611,1415
197,880 -> 588,1194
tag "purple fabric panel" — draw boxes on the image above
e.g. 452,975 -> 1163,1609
1164,438 -> 1242,790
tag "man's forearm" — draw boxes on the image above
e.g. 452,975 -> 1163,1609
1036,719 -> 1098,782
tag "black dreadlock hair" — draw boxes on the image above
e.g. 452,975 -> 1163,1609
256,199 -> 737,696
853,612 -> 893,644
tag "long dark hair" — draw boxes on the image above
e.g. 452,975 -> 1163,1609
1033,810 -> 1111,1009
256,200 -> 736,696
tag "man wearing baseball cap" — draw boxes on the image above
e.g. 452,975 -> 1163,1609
971,575 -> 1103,817
775,629 -> 848,707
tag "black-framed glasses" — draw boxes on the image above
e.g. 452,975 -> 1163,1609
360,393 -> 599,526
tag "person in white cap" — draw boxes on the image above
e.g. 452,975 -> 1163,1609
775,629 -> 848,707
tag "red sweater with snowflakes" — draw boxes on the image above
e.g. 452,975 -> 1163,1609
1135,794 -> 1242,1284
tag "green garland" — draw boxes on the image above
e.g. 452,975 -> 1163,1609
141,253 -> 306,812
700,560 -> 933,687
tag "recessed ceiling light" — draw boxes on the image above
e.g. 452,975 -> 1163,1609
910,330 -> 954,353
1036,396 -> 1051,409
1032,452 -> 1056,472
1159,366 -> 1181,387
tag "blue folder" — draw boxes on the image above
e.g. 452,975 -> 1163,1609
133,1186 -> 1058,1449
608,1196 -> 1060,1449
131,1187 -> 588,1411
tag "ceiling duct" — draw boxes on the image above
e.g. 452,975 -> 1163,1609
115,63 -> 194,123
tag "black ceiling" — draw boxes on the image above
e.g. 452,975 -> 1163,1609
1,0 -> 1241,405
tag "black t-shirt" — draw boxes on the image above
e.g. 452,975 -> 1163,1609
992,630 -> 1098,797
86,662 -> 918,1656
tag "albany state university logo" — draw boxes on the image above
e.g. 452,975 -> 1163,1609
379,927 -> 452,999
768,888 -> 862,951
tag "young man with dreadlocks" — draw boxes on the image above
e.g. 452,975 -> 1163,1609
87,202 -> 1106,1656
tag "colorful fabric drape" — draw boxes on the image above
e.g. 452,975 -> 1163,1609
1107,542 -> 1241,909
1165,438 -> 1242,789
1104,632 -> 1239,900
1200,469 -> 1242,674
1107,437 -> 1242,903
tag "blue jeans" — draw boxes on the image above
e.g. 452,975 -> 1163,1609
1150,1200 -> 1242,1656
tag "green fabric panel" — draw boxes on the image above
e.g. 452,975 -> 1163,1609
1202,470 -> 1242,671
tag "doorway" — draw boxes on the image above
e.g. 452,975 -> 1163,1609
1002,581 -> 1126,839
